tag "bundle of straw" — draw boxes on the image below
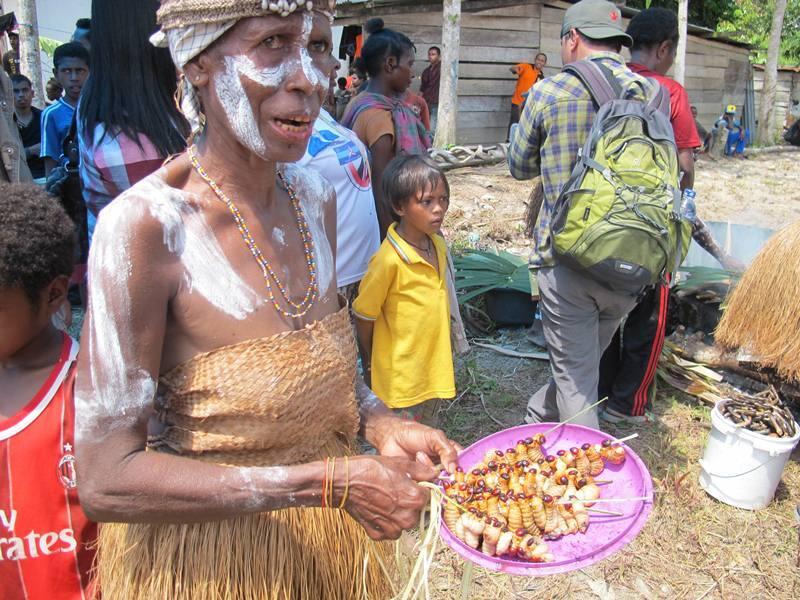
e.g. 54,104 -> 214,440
716,220 -> 800,382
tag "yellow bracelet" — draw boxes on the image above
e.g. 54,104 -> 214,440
328,457 -> 336,509
339,456 -> 350,509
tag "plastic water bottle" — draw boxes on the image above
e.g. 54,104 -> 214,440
681,188 -> 697,222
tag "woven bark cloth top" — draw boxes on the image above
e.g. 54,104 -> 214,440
152,303 -> 361,466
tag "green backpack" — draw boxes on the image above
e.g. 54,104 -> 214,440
550,60 -> 692,293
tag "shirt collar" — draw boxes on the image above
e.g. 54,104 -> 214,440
386,223 -> 446,270
585,51 -> 625,65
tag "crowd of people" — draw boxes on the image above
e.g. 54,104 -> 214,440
0,0 -> 745,598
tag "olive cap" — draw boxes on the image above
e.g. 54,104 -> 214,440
561,0 -> 633,48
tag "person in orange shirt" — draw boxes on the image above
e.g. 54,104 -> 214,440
509,52 -> 547,136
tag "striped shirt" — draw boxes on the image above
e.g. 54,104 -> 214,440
40,98 -> 75,164
508,52 -> 659,269
77,122 -> 165,243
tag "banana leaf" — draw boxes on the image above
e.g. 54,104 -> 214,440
453,250 -> 531,304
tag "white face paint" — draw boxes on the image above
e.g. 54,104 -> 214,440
298,12 -> 328,90
212,14 -> 329,156
214,56 -> 268,157
281,163 -> 335,295
75,175 -> 262,441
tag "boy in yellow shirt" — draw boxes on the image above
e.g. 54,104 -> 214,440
353,156 -> 455,426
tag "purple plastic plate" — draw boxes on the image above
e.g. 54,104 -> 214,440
439,423 -> 653,576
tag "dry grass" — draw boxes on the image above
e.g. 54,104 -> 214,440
425,334 -> 800,600
717,220 -> 800,382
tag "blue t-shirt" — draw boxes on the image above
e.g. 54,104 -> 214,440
40,98 -> 75,163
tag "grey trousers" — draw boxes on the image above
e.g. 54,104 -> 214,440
526,264 -> 639,429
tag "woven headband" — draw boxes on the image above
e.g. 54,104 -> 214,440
157,0 -> 336,31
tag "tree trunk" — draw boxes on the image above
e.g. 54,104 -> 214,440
757,0 -> 788,146
18,0 -> 45,109
433,0 -> 461,149
673,0 -> 688,85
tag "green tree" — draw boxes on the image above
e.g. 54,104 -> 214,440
626,0 -> 736,30
717,0 -> 800,65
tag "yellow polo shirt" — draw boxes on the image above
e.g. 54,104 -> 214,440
353,223 -> 456,408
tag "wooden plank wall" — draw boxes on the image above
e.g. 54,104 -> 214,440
337,0 -> 751,145
753,69 -> 799,140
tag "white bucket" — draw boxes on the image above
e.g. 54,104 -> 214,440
699,403 -> 800,510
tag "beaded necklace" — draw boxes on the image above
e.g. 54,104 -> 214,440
188,145 -> 318,319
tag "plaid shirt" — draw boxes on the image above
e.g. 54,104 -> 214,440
509,52 -> 659,268
77,121 -> 165,243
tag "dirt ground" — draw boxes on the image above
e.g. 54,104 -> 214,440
423,152 -> 800,599
442,153 -> 800,253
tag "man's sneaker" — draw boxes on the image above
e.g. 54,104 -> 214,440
600,407 -> 648,424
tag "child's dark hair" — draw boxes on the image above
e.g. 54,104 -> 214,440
54,42 -> 90,69
337,76 -> 347,88
382,155 -> 450,220
0,184 -> 76,305
359,18 -> 416,79
10,74 -> 32,87
626,7 -> 679,52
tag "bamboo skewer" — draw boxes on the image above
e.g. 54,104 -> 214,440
612,433 -> 639,444
559,496 -> 652,505
543,397 -> 608,437
587,508 -> 624,516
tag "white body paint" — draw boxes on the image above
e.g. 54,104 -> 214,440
75,175 -> 262,440
142,178 -> 263,318
75,197 -> 158,440
236,466 -> 290,509
281,163 -> 335,295
273,227 -> 287,247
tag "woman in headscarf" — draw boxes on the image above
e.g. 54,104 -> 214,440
340,18 -> 431,239
74,2 -> 459,598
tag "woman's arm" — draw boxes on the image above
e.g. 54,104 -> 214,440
75,192 -> 436,538
369,134 -> 396,239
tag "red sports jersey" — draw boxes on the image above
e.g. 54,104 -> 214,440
0,335 -> 96,600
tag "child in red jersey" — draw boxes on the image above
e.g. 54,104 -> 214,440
0,183 -> 96,599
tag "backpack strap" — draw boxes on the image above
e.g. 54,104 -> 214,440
647,81 -> 671,118
563,59 -> 623,109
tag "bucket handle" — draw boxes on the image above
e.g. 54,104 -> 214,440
699,454 -> 784,479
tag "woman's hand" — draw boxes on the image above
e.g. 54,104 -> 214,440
341,455 -> 438,540
371,415 -> 461,475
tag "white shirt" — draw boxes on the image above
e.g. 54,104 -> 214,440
297,109 -> 380,288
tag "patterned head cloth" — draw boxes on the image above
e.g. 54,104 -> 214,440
151,0 -> 337,135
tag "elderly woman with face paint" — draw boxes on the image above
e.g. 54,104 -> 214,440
73,1 -> 460,598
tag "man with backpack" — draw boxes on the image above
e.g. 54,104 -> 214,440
509,0 -> 687,429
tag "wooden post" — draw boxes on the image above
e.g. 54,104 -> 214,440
17,0 -> 45,109
673,0 -> 688,86
433,0 -> 461,149
757,0 -> 788,146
